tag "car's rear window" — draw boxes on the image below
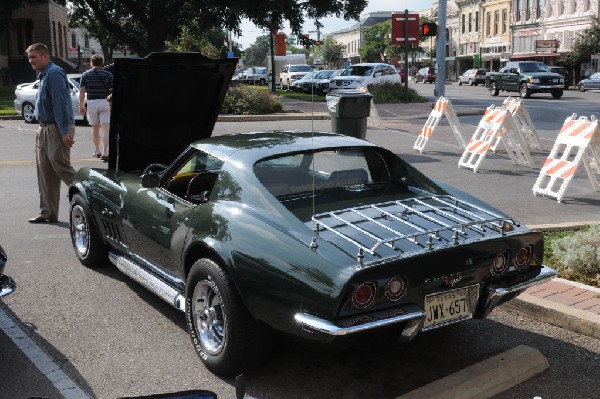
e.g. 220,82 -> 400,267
341,66 -> 374,77
289,65 -> 313,72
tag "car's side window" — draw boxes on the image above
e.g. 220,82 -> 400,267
163,150 -> 223,203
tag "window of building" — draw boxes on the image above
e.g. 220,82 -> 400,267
486,11 -> 491,36
71,33 -> 76,49
527,0 -> 532,20
536,0 -> 542,18
502,9 -> 508,33
549,0 -> 554,16
475,11 -> 479,31
494,10 -> 499,35
462,14 -> 466,33
468,13 -> 472,32
84,34 -> 90,48
516,0 -> 521,22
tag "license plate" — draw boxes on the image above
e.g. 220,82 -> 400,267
423,286 -> 473,330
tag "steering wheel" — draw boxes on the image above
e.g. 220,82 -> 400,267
142,163 -> 167,176
186,172 -> 218,204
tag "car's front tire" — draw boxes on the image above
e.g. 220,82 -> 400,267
551,89 -> 563,99
519,84 -> 531,99
458,79 -> 462,86
579,83 -> 586,92
69,193 -> 108,267
185,258 -> 270,375
489,82 -> 499,96
22,102 -> 36,123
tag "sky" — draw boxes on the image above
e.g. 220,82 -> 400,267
235,0 -> 435,49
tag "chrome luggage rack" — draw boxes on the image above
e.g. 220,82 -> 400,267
309,195 -> 518,265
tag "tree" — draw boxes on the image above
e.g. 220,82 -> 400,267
243,35 -> 271,67
321,36 -> 344,68
69,0 -> 367,57
165,23 -> 242,59
561,18 -> 600,82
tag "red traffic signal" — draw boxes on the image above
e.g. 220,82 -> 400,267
421,22 -> 438,37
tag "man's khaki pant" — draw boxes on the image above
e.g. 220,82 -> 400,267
35,124 -> 76,221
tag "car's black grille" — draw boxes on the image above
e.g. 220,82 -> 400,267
540,77 -> 559,85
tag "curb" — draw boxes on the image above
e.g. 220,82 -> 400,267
396,345 -> 548,399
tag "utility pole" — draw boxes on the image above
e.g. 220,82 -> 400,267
434,0 -> 447,97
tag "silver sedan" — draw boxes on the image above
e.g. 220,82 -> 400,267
13,77 -> 85,124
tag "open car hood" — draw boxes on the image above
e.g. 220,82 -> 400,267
108,52 -> 237,173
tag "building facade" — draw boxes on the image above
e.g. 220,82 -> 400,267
481,0 -> 512,71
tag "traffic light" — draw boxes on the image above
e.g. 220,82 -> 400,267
298,34 -> 323,47
421,22 -> 438,37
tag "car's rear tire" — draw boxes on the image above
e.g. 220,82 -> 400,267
22,102 -> 36,123
69,193 -> 108,267
551,89 -> 563,99
489,82 -> 499,96
185,258 -> 270,375
468,78 -> 473,86
579,83 -> 586,92
458,80 -> 462,86
519,84 -> 531,99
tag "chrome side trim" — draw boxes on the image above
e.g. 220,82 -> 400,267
109,252 -> 185,312
294,307 -> 425,336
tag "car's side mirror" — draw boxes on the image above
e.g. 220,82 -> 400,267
141,173 -> 161,188
509,68 -> 518,74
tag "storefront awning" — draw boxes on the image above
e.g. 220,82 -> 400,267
510,53 -> 561,59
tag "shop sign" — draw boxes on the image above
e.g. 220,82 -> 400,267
536,40 -> 559,52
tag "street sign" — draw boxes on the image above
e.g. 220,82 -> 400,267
392,13 -> 419,44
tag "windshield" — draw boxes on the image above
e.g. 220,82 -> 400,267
520,62 -> 551,73
255,67 -> 267,74
341,65 -> 374,77
289,65 -> 313,72
314,70 -> 334,79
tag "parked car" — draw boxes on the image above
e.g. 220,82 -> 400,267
414,67 -> 436,83
289,71 -> 316,92
279,64 -> 313,90
241,67 -> 268,85
395,67 -> 407,82
314,69 -> 343,95
299,69 -> 336,93
577,72 -> 600,92
329,63 -> 401,91
486,61 -> 563,99
14,77 -> 86,124
549,66 -> 570,90
67,52 -> 556,376
68,73 -> 82,85
458,68 -> 488,86
0,244 -> 15,299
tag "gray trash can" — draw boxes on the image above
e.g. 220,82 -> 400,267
326,90 -> 373,139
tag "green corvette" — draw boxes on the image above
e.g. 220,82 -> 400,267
68,53 -> 556,375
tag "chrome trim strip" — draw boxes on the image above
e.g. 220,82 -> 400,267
294,307 -> 425,336
491,265 -> 557,296
109,252 -> 185,312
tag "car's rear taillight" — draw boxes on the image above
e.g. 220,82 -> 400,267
515,246 -> 532,268
352,282 -> 376,309
491,251 -> 509,275
385,275 -> 408,301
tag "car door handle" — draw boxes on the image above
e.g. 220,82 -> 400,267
102,208 -> 113,217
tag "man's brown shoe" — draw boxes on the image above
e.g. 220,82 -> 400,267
28,215 -> 55,223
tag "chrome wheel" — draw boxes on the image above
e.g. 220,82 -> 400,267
192,280 -> 226,356
22,103 -> 35,123
70,204 -> 90,258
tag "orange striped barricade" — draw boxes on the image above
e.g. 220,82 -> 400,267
458,105 -> 534,172
413,97 -> 466,153
532,114 -> 600,202
491,97 -> 542,152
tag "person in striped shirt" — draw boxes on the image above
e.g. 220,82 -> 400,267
79,54 -> 113,162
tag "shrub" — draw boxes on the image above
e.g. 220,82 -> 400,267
366,82 -> 427,104
550,225 -> 600,283
222,86 -> 283,115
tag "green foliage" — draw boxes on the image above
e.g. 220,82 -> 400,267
165,25 -> 240,59
546,226 -> 600,286
221,86 -> 283,115
0,86 -> 18,115
366,82 -> 427,104
242,35 -> 271,67
321,36 -> 345,67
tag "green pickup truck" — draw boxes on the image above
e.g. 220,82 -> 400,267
485,61 -> 564,99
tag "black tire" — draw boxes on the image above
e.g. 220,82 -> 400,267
22,102 -> 36,123
458,80 -> 463,86
489,82 -> 499,96
69,193 -> 108,267
519,84 -> 531,99
185,258 -> 270,375
551,89 -> 563,99
468,78 -> 474,86
579,83 -> 586,92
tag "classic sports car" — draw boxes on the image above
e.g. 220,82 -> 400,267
68,53 -> 556,375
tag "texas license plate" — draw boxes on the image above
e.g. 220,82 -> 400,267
423,286 -> 474,330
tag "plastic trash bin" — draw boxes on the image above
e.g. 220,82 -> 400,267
326,90 -> 373,139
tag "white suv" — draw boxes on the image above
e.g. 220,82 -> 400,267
329,63 -> 401,92
280,64 -> 313,90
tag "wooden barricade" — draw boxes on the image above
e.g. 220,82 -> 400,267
458,105 -> 534,172
533,114 -> 600,202
413,97 -> 467,153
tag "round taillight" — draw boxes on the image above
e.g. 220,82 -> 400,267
515,246 -> 532,267
352,282 -> 376,309
385,275 -> 408,301
491,252 -> 509,276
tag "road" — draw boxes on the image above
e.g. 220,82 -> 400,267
1,87 -> 599,398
